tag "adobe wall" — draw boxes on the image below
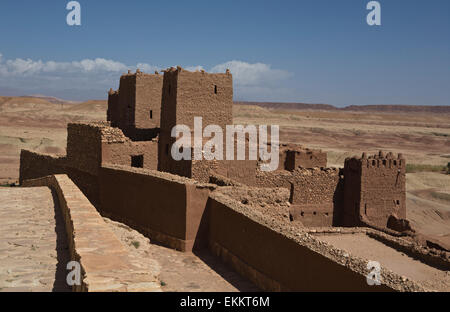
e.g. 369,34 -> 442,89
66,167 -> 100,208
239,167 -> 344,227
206,193 -> 394,291
134,72 -> 163,129
66,122 -> 104,175
159,131 -> 259,184
289,168 -> 343,227
116,73 -> 136,129
106,89 -> 119,127
285,148 -> 327,170
108,71 -> 162,141
343,152 -> 406,228
99,164 -> 215,251
158,68 -> 233,173
191,159 -> 259,184
19,150 -> 67,184
160,67 -> 233,134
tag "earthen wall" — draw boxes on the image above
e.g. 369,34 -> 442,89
99,164 -> 215,251
343,152 -> 406,228
206,194 -> 393,291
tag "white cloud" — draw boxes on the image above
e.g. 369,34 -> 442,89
0,53 -> 293,101
185,65 -> 205,72
2,57 -> 131,76
211,60 -> 292,86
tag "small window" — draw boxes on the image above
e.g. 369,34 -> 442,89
396,200 -> 400,205
131,155 -> 144,168
214,85 -> 217,94
150,110 -> 153,119
168,84 -> 171,94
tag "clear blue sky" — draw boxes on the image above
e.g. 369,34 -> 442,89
0,0 -> 449,106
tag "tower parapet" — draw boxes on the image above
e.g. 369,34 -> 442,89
343,151 -> 406,228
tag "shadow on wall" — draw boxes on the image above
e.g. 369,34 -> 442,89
50,189 -> 72,292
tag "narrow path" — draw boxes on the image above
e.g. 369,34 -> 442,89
105,218 -> 259,292
0,187 -> 71,292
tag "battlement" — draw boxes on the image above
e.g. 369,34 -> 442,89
344,151 -> 405,171
343,150 -> 406,228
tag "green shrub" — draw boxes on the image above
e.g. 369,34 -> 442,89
406,164 -> 446,173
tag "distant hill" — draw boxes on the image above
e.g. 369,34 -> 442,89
63,100 -> 107,112
1,95 -> 448,114
235,101 -> 450,114
26,95 -> 79,105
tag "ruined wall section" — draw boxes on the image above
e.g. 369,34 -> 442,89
191,159 -> 259,184
19,150 -> 67,184
106,89 -> 119,127
285,148 -> 327,170
343,152 -> 406,228
242,167 -> 344,227
289,168 -> 343,227
66,122 -> 104,175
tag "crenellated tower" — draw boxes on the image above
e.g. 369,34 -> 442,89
343,151 -> 406,227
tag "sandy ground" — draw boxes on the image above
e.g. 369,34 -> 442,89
104,217 -> 258,292
0,96 -> 448,245
315,233 -> 450,291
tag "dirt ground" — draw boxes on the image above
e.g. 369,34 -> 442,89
103,217 -> 258,292
0,96 -> 448,246
315,233 -> 450,291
